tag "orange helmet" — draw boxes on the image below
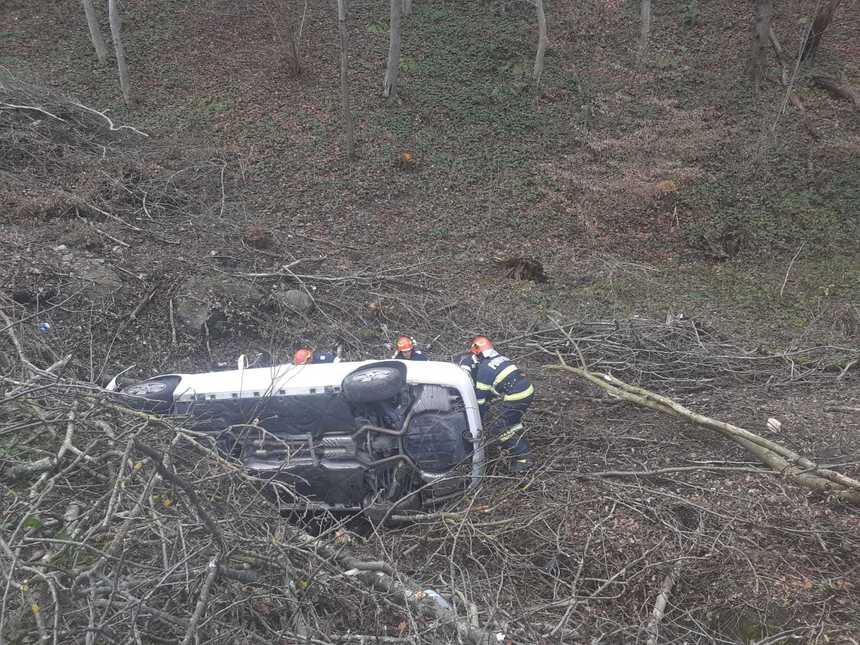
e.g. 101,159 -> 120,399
469,336 -> 493,354
294,348 -> 313,365
396,335 -> 415,352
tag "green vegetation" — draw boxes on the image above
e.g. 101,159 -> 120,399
369,1 -> 575,177
680,177 -> 859,252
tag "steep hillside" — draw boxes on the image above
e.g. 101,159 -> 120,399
1,0 -> 858,642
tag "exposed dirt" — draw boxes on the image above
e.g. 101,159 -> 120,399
2,0 -> 859,642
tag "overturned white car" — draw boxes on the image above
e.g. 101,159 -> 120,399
112,360 -> 484,512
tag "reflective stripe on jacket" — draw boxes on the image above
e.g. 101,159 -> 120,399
474,354 -> 534,413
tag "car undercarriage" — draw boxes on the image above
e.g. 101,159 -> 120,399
117,361 -> 482,512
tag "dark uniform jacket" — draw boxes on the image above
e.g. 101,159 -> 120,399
474,353 -> 534,416
396,349 -> 428,361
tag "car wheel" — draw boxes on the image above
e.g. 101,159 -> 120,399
119,376 -> 180,413
342,362 -> 406,403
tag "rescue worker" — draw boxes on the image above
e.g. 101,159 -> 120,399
394,335 -> 429,361
456,352 -> 477,375
468,335 -> 534,474
293,347 -> 336,365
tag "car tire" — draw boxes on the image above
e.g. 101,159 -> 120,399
342,362 -> 406,403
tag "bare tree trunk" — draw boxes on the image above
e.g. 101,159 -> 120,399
81,0 -> 107,64
638,0 -> 651,64
751,0 -> 771,86
769,26 -> 789,85
287,26 -> 301,76
107,0 -> 131,106
801,0 -> 844,63
402,0 -> 412,17
532,0 -> 548,85
383,0 -> 402,99
336,0 -> 355,159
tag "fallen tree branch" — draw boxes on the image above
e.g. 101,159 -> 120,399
643,560 -> 680,644
180,557 -> 219,645
838,359 -> 857,380
2,456 -> 56,482
78,214 -> 130,248
0,308 -> 40,377
547,516 -> 600,638
2,353 -> 72,401
93,596 -> 188,628
576,465 -> 773,478
529,539 -> 666,616
72,473 -> 155,592
825,405 -> 859,414
547,360 -> 860,503
0,102 -> 67,122
132,439 -> 227,551
69,99 -> 148,135
642,514 -> 704,644
780,240 -> 805,298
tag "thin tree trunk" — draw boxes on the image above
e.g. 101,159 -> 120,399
402,0 -> 412,17
107,0 -> 131,106
81,0 -> 107,64
638,0 -> 651,64
532,0 -> 548,84
383,0 -> 402,99
769,26 -> 788,86
260,0 -> 302,76
801,0 -> 844,63
336,0 -> 355,159
287,20 -> 301,76
751,0 -> 771,86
